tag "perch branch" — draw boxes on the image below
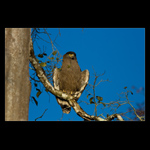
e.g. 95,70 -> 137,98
29,37 -> 123,121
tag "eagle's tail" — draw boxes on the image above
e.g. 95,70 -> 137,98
56,98 -> 71,114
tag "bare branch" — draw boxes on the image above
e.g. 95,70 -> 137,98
106,114 -> 124,121
126,98 -> 144,121
35,108 -> 48,121
29,37 -> 124,121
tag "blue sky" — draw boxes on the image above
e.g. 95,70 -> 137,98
29,28 -> 145,121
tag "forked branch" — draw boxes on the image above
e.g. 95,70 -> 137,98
29,37 -> 124,121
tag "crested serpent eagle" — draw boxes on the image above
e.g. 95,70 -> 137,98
53,51 -> 89,114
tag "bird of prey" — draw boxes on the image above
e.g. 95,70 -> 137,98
53,51 -> 89,114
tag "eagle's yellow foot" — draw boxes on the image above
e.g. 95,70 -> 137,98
63,90 -> 74,95
63,90 -> 66,93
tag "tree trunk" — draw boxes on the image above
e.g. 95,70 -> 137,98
5,28 -> 31,121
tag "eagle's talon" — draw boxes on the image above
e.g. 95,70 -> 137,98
63,90 -> 66,93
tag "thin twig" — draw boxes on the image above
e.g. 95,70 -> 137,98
125,91 -> 144,121
35,109 -> 48,121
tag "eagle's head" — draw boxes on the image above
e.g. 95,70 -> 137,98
64,51 -> 77,60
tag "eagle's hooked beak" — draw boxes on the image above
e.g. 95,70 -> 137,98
69,54 -> 75,59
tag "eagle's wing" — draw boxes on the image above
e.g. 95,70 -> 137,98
53,68 -> 71,114
74,69 -> 90,100
53,68 -> 60,91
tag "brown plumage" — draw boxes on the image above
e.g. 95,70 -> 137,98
53,51 -> 89,114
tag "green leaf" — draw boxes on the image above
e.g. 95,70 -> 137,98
45,88 -> 49,92
38,54 -> 43,58
87,94 -> 91,99
101,102 -> 106,107
36,88 -> 40,92
32,96 -> 38,106
48,57 -> 54,60
56,57 -> 59,62
52,50 -> 57,55
43,53 -> 47,56
36,89 -> 42,98
96,96 -> 103,102
89,97 -> 94,104
40,62 -> 47,67
34,83 -> 37,87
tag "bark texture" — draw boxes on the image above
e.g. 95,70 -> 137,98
5,28 -> 31,121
